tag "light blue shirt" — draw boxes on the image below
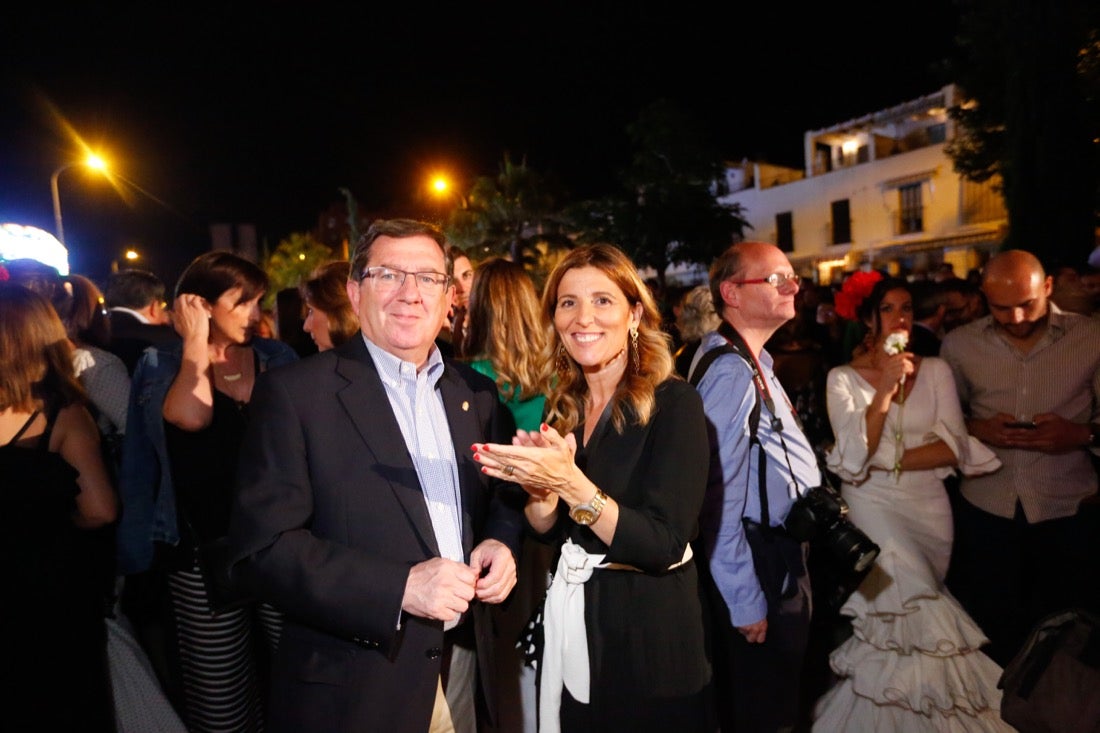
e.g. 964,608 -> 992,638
693,329 -> 821,627
364,337 -> 464,569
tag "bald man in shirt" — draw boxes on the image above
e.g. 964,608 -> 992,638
941,249 -> 1100,665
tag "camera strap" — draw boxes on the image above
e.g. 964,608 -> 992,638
690,320 -> 803,531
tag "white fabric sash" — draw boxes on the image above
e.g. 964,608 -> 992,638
538,538 -> 694,733
539,539 -> 603,733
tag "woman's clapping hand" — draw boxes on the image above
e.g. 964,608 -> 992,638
473,423 -> 583,504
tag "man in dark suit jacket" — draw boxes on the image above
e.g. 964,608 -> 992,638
228,219 -> 522,733
909,279 -> 949,356
105,269 -> 180,374
434,246 -> 474,360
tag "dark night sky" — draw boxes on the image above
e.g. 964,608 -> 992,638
0,3 -> 959,285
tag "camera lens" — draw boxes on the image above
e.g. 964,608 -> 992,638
822,521 -> 880,575
852,546 -> 878,573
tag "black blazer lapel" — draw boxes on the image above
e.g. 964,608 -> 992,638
333,338 -> 440,557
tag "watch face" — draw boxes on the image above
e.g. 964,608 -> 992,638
570,506 -> 596,525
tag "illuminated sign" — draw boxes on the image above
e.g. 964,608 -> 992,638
0,223 -> 70,275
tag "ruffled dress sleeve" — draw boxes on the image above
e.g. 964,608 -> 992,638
922,358 -> 1001,478
824,366 -> 898,484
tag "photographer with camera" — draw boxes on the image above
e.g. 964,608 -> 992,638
812,276 -> 1010,731
690,242 -> 822,733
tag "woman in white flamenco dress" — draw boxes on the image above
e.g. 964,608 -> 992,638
813,277 -> 1015,732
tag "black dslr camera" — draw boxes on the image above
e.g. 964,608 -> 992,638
784,484 -> 880,577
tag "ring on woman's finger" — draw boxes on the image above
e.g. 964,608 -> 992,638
504,465 -> 515,476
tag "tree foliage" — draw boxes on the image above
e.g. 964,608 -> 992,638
261,231 -> 337,308
569,99 -> 748,288
439,105 -> 749,290
945,0 -> 1099,265
444,154 -> 574,274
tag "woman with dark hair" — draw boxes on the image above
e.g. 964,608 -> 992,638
0,283 -> 118,730
473,244 -> 712,732
813,277 -> 1010,730
117,251 -> 298,733
299,259 -> 358,351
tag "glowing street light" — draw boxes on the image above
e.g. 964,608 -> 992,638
110,247 -> 142,274
50,153 -> 109,245
427,173 -> 467,210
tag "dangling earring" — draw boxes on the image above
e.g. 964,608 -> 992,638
629,325 -> 640,372
555,343 -> 571,375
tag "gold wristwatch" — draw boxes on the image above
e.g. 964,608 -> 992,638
569,489 -> 608,526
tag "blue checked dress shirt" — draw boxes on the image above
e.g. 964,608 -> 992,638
364,338 -> 465,582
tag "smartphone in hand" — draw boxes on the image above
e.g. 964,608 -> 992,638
1006,420 -> 1037,429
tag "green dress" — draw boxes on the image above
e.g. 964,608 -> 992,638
469,358 -> 546,431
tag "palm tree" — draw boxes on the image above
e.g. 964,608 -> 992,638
261,231 -> 337,309
445,154 -> 574,272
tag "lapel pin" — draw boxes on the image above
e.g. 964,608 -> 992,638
462,401 -> 469,412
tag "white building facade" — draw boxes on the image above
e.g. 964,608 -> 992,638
719,84 -> 1007,284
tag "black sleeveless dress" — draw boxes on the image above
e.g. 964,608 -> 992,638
0,409 -> 115,731
165,387 -> 249,548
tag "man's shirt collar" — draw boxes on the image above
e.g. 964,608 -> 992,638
362,334 -> 444,387
110,306 -> 150,324
979,302 -> 1068,339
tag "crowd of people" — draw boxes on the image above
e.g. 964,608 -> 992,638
1,221 -> 1098,733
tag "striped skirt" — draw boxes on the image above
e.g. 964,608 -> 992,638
166,563 -> 282,733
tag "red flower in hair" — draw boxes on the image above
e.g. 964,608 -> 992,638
834,270 -> 883,321
0,263 -> 9,282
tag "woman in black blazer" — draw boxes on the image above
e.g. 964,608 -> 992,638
474,244 -> 712,733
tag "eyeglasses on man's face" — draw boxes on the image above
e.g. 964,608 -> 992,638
360,266 -> 451,296
728,272 -> 801,294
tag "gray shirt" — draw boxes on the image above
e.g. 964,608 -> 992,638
940,304 -> 1100,521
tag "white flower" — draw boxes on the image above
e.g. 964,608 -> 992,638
884,331 -> 909,355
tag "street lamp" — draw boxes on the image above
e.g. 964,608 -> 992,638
50,154 -> 108,245
427,173 -> 468,210
110,248 -> 141,274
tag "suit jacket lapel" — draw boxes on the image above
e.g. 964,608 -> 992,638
333,338 -> 440,557
439,366 -> 479,555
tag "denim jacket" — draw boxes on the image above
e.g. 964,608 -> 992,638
116,338 -> 299,574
